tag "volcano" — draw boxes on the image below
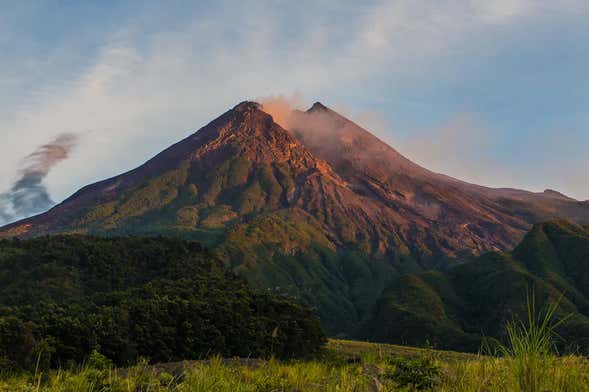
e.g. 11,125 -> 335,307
1,101 -> 588,335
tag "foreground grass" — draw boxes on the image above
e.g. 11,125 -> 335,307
1,355 -> 370,392
327,339 -> 476,362
440,355 -> 589,392
2,339 -> 589,391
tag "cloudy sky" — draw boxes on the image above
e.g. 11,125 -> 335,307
1,0 -> 588,210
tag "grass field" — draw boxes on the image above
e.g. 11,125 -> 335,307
326,339 -> 476,362
1,338 -> 588,391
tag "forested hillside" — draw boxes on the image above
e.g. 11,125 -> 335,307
362,221 -> 589,353
0,236 -> 325,370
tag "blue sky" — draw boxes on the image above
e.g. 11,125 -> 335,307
1,0 -> 588,202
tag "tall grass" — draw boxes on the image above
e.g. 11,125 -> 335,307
0,355 -> 372,391
2,347 -> 589,392
497,292 -> 568,392
440,291 -> 580,392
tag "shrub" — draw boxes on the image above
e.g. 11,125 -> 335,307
386,352 -> 442,390
86,350 -> 113,371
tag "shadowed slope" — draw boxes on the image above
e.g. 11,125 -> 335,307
362,221 -> 589,352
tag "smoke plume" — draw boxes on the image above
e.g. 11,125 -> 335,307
0,133 -> 78,225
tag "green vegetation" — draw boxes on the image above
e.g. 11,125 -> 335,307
9,214 -> 589,357
492,292 -> 567,392
386,353 -> 443,390
363,221 -> 589,353
4,218 -> 589,360
0,236 -> 326,371
2,338 -> 589,391
1,286 -> 587,391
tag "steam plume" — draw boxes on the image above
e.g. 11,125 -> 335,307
259,93 -> 304,129
260,94 -> 378,138
0,133 -> 78,225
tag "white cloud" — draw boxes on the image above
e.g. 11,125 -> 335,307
473,0 -> 532,21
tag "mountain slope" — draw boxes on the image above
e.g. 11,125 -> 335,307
1,100 -> 588,337
362,221 -> 589,352
290,103 -> 589,253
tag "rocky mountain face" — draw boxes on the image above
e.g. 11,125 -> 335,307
1,101 -> 588,336
289,103 -> 589,256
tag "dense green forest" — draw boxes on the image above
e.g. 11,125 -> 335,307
361,221 -> 589,352
0,236 -> 325,371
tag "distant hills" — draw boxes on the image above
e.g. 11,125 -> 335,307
1,101 -> 588,341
